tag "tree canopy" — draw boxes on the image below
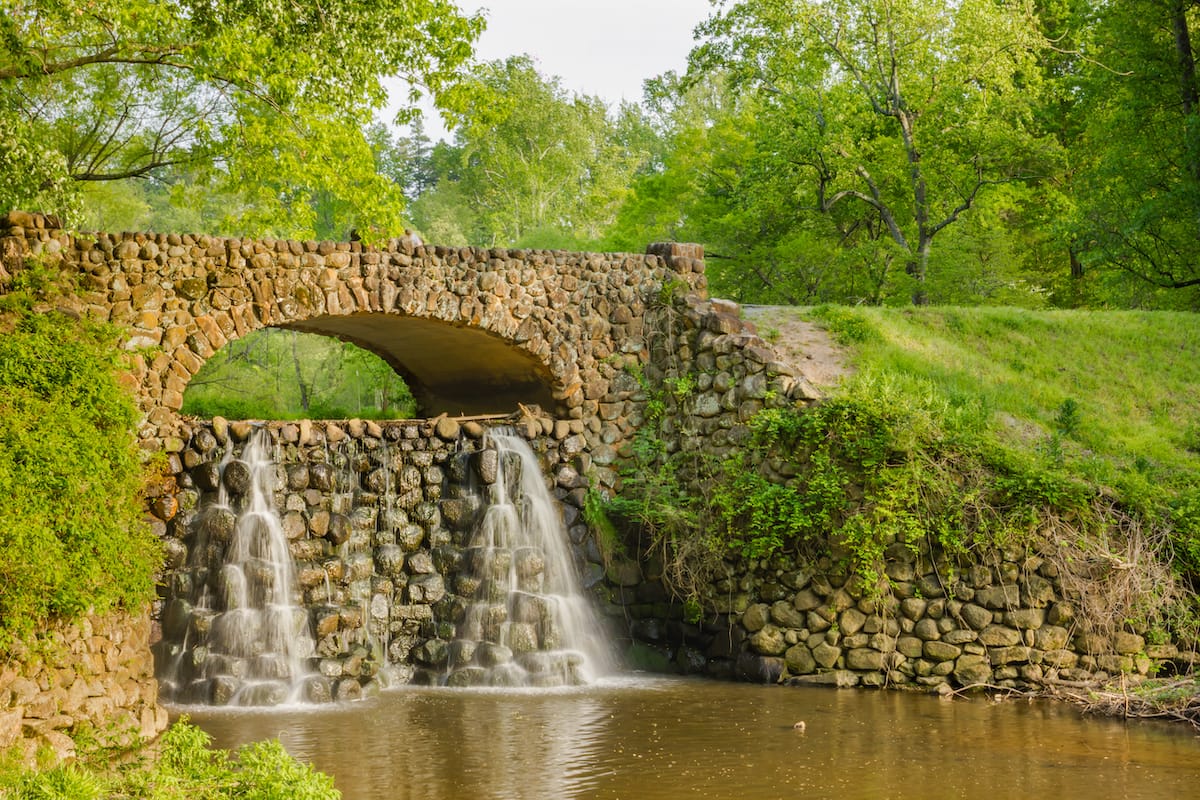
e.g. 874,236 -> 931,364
6,0 -> 1200,308
0,0 -> 482,236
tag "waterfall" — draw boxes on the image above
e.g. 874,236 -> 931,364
158,428 -> 321,705
445,430 -> 613,687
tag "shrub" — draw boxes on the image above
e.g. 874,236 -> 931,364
0,306 -> 160,648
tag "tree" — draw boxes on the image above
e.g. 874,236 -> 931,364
1066,0 -> 1200,307
0,0 -> 483,234
443,56 -> 647,246
688,0 -> 1054,303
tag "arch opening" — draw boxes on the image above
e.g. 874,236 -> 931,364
281,313 -> 559,418
181,328 -> 417,420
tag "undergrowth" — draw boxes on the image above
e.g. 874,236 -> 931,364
0,720 -> 338,799
0,263 -> 160,649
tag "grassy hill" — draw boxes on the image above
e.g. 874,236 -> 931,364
788,305 -> 1200,635
795,305 -> 1200,502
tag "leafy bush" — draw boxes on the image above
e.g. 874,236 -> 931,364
0,307 -> 160,647
1,721 -> 339,799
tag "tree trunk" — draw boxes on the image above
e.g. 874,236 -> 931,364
907,238 -> 932,305
291,331 -> 311,412
1172,0 -> 1200,185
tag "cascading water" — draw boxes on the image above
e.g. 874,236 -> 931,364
157,428 -> 320,705
444,430 -> 613,687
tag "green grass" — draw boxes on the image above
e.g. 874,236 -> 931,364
807,305 -> 1200,500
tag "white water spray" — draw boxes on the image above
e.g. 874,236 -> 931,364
447,430 -> 613,687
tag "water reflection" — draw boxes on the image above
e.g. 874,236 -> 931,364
180,677 -> 1200,800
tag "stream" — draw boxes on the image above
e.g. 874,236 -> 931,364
178,675 -> 1200,799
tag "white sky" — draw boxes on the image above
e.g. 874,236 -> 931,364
387,0 -> 715,140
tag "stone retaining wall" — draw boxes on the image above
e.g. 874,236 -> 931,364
616,540 -> 1190,690
0,609 -> 168,765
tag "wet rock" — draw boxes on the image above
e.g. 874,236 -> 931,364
407,574 -> 445,604
309,462 -> 335,491
412,639 -> 449,668
193,461 -> 221,492
736,652 -> 784,683
335,679 -> 363,701
325,513 -> 351,546
222,460 -> 251,495
675,646 -> 708,675
192,428 -> 218,453
477,642 -> 513,668
375,544 -> 405,577
286,464 -> 310,490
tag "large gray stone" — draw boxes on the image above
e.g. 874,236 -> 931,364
770,601 -> 806,629
811,641 -> 842,669
785,644 -> 816,674
924,641 -> 963,662
845,648 -> 886,671
953,654 -> 993,687
960,603 -> 993,631
750,625 -> 788,656
978,624 -> 1022,647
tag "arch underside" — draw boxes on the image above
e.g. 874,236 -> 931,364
282,313 -> 558,418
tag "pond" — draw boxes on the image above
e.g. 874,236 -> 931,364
179,676 -> 1200,799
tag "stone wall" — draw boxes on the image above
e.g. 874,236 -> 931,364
155,415 -> 619,699
0,609 -> 168,765
615,520 -> 1190,691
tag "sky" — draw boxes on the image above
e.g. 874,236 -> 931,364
388,0 -> 715,140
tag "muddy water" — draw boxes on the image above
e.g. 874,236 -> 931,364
181,677 -> 1200,800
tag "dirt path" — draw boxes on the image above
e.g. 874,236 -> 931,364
741,305 -> 851,390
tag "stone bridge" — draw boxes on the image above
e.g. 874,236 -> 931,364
1,212 -> 718,423
0,211 -> 812,495
1,211 -> 818,700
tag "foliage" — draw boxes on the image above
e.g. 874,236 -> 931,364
0,0 -> 483,237
0,720 -> 339,799
0,294 -> 159,648
1062,0 -> 1200,306
406,56 -> 649,248
643,0 -> 1055,304
182,328 -> 416,421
